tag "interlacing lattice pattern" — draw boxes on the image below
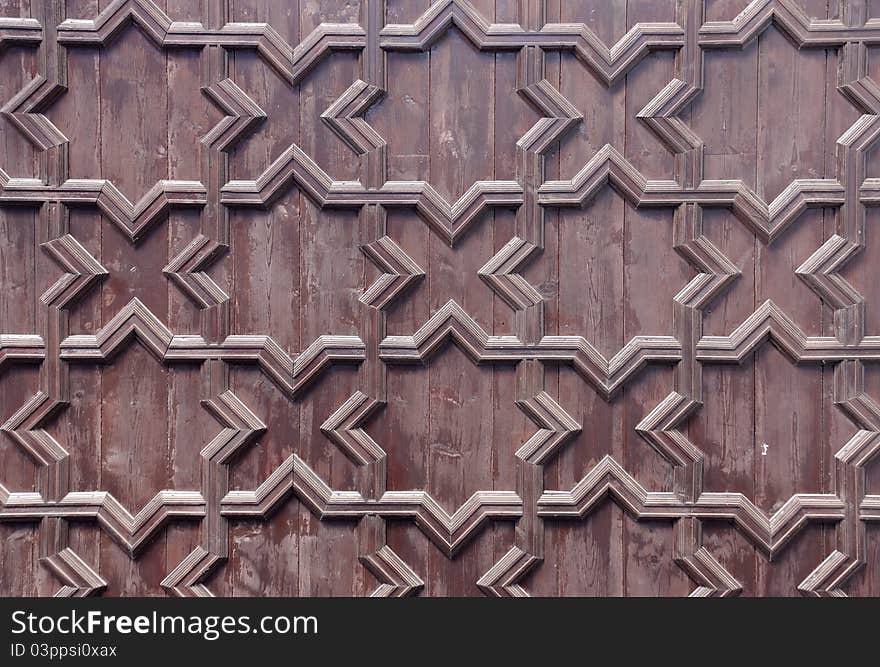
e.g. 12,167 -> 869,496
2,0 -> 880,596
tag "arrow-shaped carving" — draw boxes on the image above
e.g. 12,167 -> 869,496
477,546 -> 541,597
360,545 -> 423,597
1,75 -> 67,151
202,77 -> 266,152
360,235 -> 425,309
516,391 -> 581,465
1,391 -> 68,501
201,390 -> 267,465
799,360 -> 880,596
320,391 -> 385,466
161,546 -> 221,597
321,78 -> 385,156
676,546 -> 742,598
637,78 -> 702,156
673,204 -> 741,312
478,237 -> 542,310
635,391 -> 704,476
43,547 -> 108,597
41,234 -> 108,309
163,234 -> 229,309
796,234 -> 863,344
517,78 -> 582,156
798,549 -> 860,598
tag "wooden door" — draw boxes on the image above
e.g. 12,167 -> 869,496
2,0 -> 880,597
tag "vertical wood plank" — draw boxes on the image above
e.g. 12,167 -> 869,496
752,17 -> 829,597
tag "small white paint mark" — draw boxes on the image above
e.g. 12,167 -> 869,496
761,443 -> 769,456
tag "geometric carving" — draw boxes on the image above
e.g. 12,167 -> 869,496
163,235 -> 229,309
358,515 -> 424,598
320,391 -> 385,466
0,334 -> 45,372
515,391 -> 580,465
160,546 -> 220,598
43,547 -> 108,598
321,78 -> 385,156
360,236 -> 424,310
360,544 -> 424,597
478,237 -> 542,310
5,0 -> 880,595
476,545 -> 540,597
41,234 -> 107,309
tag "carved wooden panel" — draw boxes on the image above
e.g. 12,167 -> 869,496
2,0 -> 880,597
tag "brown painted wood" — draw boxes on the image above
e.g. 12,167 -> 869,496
2,0 -> 880,597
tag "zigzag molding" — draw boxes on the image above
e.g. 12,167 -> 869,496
220,142 -> 362,207
380,180 -> 522,244
538,145 -> 843,244
379,299 -> 525,363
220,453 -> 521,556
374,490 -> 523,557
698,0 -> 880,48
60,298 -> 173,361
0,490 -> 206,556
96,180 -> 207,241
378,300 -> 684,396
52,298 -> 365,395
535,334 -> 682,398
0,178 -> 208,241
695,300 -> 880,363
538,455 -> 843,559
379,0 -> 683,85
223,148 -> 523,244
56,0 -> 366,84
168,332 -> 366,396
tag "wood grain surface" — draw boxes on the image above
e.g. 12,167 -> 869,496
2,0 -> 880,597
